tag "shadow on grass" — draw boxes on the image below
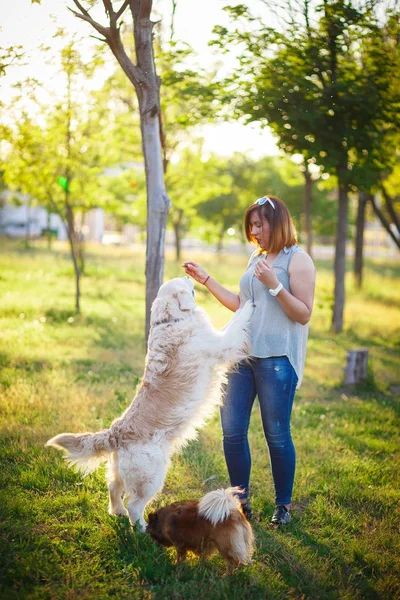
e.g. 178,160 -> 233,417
310,327 -> 396,351
362,258 -> 400,279
1,420 -> 395,599
0,351 -> 46,371
334,377 -> 400,419
362,292 -> 400,309
0,352 -> 50,390
45,307 -> 78,322
256,521 -> 382,600
43,307 -> 144,351
109,516 -> 274,600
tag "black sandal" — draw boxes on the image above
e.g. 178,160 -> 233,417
271,505 -> 291,525
241,500 -> 253,520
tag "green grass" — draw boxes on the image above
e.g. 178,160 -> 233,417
0,238 -> 399,600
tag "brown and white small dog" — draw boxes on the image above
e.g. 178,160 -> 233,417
146,487 -> 254,574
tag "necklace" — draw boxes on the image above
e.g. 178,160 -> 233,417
250,255 -> 265,305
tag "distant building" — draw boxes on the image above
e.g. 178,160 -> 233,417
0,191 -> 104,242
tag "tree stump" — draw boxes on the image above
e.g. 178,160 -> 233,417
344,349 -> 369,384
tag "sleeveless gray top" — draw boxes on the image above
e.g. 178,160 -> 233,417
239,245 -> 309,387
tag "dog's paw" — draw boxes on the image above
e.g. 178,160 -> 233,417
242,336 -> 251,355
237,300 -> 254,323
109,507 -> 129,518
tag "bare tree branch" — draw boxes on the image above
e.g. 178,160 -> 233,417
103,0 -> 115,18
89,34 -> 108,43
170,0 -> 177,41
369,194 -> 400,250
381,183 -> 400,233
70,1 -> 144,86
69,4 -> 109,37
258,0 -> 297,30
116,0 -> 130,21
71,0 -> 92,20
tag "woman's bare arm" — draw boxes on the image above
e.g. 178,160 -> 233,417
254,252 -> 316,325
182,261 -> 240,312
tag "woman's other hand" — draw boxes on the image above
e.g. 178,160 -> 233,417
254,258 -> 279,289
182,261 -> 209,285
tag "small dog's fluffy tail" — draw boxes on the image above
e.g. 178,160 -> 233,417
198,487 -> 254,564
46,429 -> 115,475
198,486 -> 243,525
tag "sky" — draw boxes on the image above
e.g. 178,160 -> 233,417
0,0 -> 279,157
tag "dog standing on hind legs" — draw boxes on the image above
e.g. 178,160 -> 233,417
46,277 -> 253,531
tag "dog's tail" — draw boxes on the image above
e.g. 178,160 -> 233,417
198,487 -> 254,564
198,487 -> 243,525
46,429 -> 116,475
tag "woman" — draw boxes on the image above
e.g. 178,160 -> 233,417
183,195 -> 316,525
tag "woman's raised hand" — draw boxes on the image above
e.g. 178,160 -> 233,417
182,261 -> 209,285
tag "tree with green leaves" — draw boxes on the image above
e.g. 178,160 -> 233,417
0,45 -> 25,154
191,152 -> 333,251
156,40 -> 217,170
211,1 -> 399,332
2,42 -> 137,312
379,156 -> 400,247
68,0 -> 171,340
165,149 -> 238,257
97,32 -> 218,260
157,40 -> 219,260
349,11 -> 400,286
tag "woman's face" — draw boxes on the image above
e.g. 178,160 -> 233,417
249,209 -> 271,250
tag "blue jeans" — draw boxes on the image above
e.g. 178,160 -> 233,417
220,356 -> 298,507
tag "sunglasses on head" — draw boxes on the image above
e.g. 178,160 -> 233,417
254,196 -> 275,209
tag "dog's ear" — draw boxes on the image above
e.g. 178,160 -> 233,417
147,512 -> 158,523
150,288 -> 194,327
177,290 -> 195,312
150,297 -> 169,325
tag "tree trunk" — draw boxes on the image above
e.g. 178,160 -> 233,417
381,184 -> 400,235
65,203 -> 81,314
133,4 -> 170,341
354,190 -> 368,289
46,191 -> 80,312
47,211 -> 52,250
332,169 -> 348,333
173,210 -> 182,262
303,165 -> 313,256
139,107 -> 170,339
216,228 -> 224,253
63,63 -> 81,313
25,197 -> 32,249
77,212 -> 85,274
369,194 -> 400,250
77,240 -> 85,275
72,0 -> 171,343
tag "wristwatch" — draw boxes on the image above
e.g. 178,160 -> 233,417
269,281 -> 283,297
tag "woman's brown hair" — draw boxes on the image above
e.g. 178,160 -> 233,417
244,195 -> 298,254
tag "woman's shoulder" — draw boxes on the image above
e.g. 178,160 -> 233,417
288,246 -> 315,272
284,244 -> 304,255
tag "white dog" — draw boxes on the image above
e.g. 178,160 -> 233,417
46,277 -> 253,530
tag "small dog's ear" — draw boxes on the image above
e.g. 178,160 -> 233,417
147,512 -> 157,523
